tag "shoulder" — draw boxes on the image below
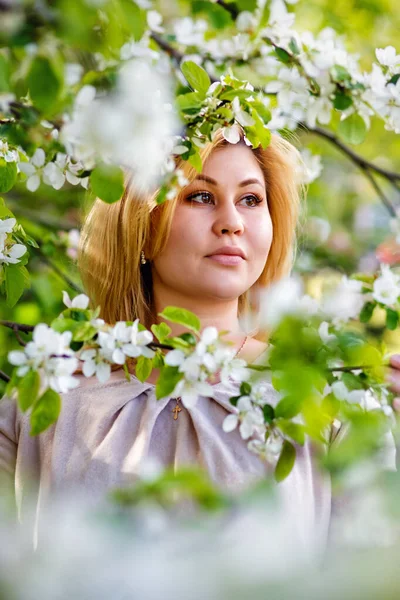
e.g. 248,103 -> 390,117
241,338 -> 269,365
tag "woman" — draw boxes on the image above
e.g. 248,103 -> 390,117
0,129 -> 398,552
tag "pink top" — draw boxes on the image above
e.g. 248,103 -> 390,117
0,364 -> 332,554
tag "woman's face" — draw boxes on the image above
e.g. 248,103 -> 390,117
152,142 -> 273,303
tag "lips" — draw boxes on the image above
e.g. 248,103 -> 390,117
206,246 -> 246,259
206,246 -> 246,266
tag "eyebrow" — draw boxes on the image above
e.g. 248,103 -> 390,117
194,174 -> 265,188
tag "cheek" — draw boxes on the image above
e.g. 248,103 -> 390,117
248,211 -> 273,255
156,208 -> 207,264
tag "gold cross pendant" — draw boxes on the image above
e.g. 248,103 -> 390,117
172,397 -> 182,420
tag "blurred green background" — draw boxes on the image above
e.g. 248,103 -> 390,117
1,0 -> 400,394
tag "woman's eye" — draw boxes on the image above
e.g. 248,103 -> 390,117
187,192 -> 213,204
240,195 -> 262,207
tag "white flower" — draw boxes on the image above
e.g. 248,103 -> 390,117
318,321 -> 336,344
173,378 -> 214,409
8,324 -> 79,393
43,160 -> 66,190
18,148 -> 46,192
222,395 -> 264,440
147,10 -> 164,33
219,357 -> 249,386
320,276 -> 365,324
372,264 -> 400,307
174,17 -> 207,47
0,217 -> 27,265
65,63 -> 84,86
298,150 -> 323,185
0,240 -> 26,265
222,413 -> 239,433
0,140 -> 18,162
127,319 -> 155,359
236,11 -> 256,32
98,320 -> 154,365
79,348 -> 111,383
331,380 -> 366,404
0,217 -> 16,234
375,46 -> 400,68
62,60 -> 180,191
232,96 -> 255,127
222,124 -> 242,144
62,290 -> 90,310
259,276 -> 305,328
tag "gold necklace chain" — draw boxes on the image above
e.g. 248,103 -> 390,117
171,334 -> 248,420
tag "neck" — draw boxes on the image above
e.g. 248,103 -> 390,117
152,283 -> 243,341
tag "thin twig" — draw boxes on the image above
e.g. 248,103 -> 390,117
308,125 -> 400,182
0,320 -> 34,333
360,167 -> 396,217
0,370 -> 10,383
150,32 -> 185,65
215,0 -> 239,19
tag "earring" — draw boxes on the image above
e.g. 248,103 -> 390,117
140,250 -> 147,265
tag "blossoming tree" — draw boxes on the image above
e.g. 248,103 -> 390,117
1,0 -> 400,484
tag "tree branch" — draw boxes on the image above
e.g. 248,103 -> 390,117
0,370 -> 10,383
360,167 -> 397,217
308,125 -> 400,182
215,0 -> 239,19
0,320 -> 34,333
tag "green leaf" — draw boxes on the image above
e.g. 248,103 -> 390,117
288,38 -> 300,55
389,74 -> 400,85
219,88 -> 255,101
181,61 -> 211,95
135,356 -> 153,383
263,404 -> 275,424
188,150 -> 203,172
0,54 -> 11,92
333,92 -> 353,111
0,197 -> 14,219
237,0 -> 257,11
179,332 -> 197,345
73,321 -> 98,342
338,114 -> 367,145
27,56 -> 63,113
251,100 -> 271,124
176,91 -> 204,111
257,1 -> 270,31
330,65 -> 351,83
274,440 -> 296,482
17,370 -> 40,412
119,0 -> 147,42
4,264 -> 30,307
229,395 -> 241,407
386,308 -> 399,331
359,301 -> 375,323
275,394 -> 302,419
240,381 -> 251,396
278,420 -> 305,445
158,306 -> 201,333
250,108 -> 271,148
155,366 -> 182,400
192,1 -> 233,29
30,388 -> 61,436
151,322 -> 172,343
51,317 -> 80,334
0,158 -> 17,192
275,47 -> 292,64
90,163 -> 124,204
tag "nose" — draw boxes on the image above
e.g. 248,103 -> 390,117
212,201 -> 244,236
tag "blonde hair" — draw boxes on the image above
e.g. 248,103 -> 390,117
78,129 -> 303,333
